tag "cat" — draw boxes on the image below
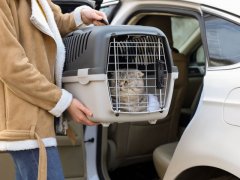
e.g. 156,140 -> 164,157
109,69 -> 147,112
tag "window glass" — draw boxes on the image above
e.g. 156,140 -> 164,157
196,45 -> 205,65
204,14 -> 240,67
100,0 -> 119,20
100,5 -> 117,18
172,17 -> 199,50
171,16 -> 204,66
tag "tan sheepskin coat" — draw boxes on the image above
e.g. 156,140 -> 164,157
0,0 -> 77,141
0,0 -> 82,179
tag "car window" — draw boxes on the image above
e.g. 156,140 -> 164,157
172,17 -> 199,50
100,0 -> 119,21
100,5 -> 116,18
204,14 -> 240,67
196,45 -> 205,65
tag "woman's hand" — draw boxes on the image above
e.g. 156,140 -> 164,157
67,98 -> 97,126
81,7 -> 108,26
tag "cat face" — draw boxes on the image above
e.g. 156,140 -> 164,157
120,70 -> 144,90
111,69 -> 145,93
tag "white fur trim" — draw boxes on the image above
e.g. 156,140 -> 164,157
30,0 -> 54,38
73,5 -> 92,26
0,137 -> 57,151
49,89 -> 73,117
37,0 -> 66,88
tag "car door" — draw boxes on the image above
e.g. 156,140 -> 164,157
165,6 -> 240,180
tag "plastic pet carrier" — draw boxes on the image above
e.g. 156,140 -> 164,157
62,25 -> 178,126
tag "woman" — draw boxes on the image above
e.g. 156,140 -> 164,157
0,0 -> 107,179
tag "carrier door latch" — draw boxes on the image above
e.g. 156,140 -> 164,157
156,60 -> 165,89
78,69 -> 90,85
77,69 -> 107,85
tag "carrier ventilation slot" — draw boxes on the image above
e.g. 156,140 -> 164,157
64,31 -> 92,65
107,35 -> 168,113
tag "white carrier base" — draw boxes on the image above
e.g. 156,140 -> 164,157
63,69 -> 178,126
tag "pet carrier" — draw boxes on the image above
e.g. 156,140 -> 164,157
62,25 -> 178,126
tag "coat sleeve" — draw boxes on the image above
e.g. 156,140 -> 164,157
0,3 -> 72,117
48,0 -> 91,36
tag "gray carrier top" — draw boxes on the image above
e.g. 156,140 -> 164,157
63,25 -> 175,76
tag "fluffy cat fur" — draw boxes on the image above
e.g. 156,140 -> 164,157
110,69 -> 147,112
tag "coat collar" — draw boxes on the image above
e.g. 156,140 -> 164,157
30,0 -> 66,88
30,0 -> 54,38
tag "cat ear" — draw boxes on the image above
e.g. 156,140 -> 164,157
137,71 -> 144,77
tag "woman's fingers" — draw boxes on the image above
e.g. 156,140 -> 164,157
81,8 -> 108,25
91,10 -> 104,21
95,10 -> 108,21
75,100 -> 93,117
67,98 -> 98,126
74,110 -> 96,126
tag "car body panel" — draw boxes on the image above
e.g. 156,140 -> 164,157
119,0 -> 240,17
165,68 -> 240,179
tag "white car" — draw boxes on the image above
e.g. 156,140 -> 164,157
2,0 -> 240,180
99,1 -> 240,180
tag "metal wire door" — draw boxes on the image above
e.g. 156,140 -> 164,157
107,35 -> 168,113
